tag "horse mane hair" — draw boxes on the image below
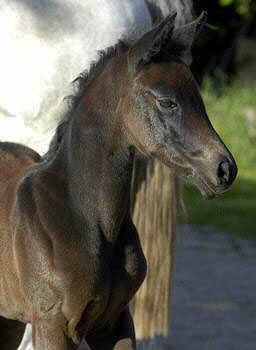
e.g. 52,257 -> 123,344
42,40 -> 128,163
41,26 -> 183,164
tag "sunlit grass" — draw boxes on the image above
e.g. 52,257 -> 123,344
183,79 -> 256,239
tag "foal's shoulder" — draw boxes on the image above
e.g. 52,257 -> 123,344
16,160 -> 69,233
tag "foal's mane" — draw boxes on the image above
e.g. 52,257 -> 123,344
42,41 -> 128,162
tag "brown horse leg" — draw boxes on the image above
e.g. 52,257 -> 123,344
87,308 -> 136,350
0,316 -> 26,350
32,314 -> 78,350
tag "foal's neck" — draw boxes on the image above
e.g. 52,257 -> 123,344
53,58 -> 133,242
68,119 -> 133,242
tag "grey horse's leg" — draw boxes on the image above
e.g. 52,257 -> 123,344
18,324 -> 33,350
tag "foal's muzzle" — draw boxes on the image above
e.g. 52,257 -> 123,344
217,156 -> 237,188
188,148 -> 237,200
199,154 -> 237,199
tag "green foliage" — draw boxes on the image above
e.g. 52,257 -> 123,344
192,0 -> 256,82
218,0 -> 255,18
183,79 -> 256,238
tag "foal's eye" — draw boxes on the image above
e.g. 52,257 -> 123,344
157,98 -> 177,110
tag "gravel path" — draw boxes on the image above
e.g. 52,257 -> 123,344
137,225 -> 256,349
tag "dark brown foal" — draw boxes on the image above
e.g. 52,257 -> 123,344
0,13 -> 236,349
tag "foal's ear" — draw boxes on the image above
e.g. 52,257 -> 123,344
167,11 -> 207,64
128,13 -> 177,73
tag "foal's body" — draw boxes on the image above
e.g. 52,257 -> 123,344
0,124 -> 145,347
0,14 -> 237,349
0,53 -> 147,348
0,147 -> 144,348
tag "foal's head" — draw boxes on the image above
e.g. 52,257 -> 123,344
120,12 -> 237,199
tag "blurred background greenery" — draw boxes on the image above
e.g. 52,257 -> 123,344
182,0 -> 256,239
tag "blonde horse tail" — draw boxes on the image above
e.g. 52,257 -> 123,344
130,158 -> 182,339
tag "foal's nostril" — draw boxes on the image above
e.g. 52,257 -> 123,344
217,160 -> 231,185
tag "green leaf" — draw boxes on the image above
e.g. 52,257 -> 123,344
219,0 -> 234,6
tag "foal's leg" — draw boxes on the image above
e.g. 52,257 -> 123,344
32,314 -> 78,350
0,316 -> 26,349
86,308 -> 136,350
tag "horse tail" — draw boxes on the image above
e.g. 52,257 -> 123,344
130,159 -> 182,339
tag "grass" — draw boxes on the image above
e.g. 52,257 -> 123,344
183,79 -> 256,239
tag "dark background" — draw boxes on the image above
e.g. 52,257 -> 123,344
191,0 -> 256,84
